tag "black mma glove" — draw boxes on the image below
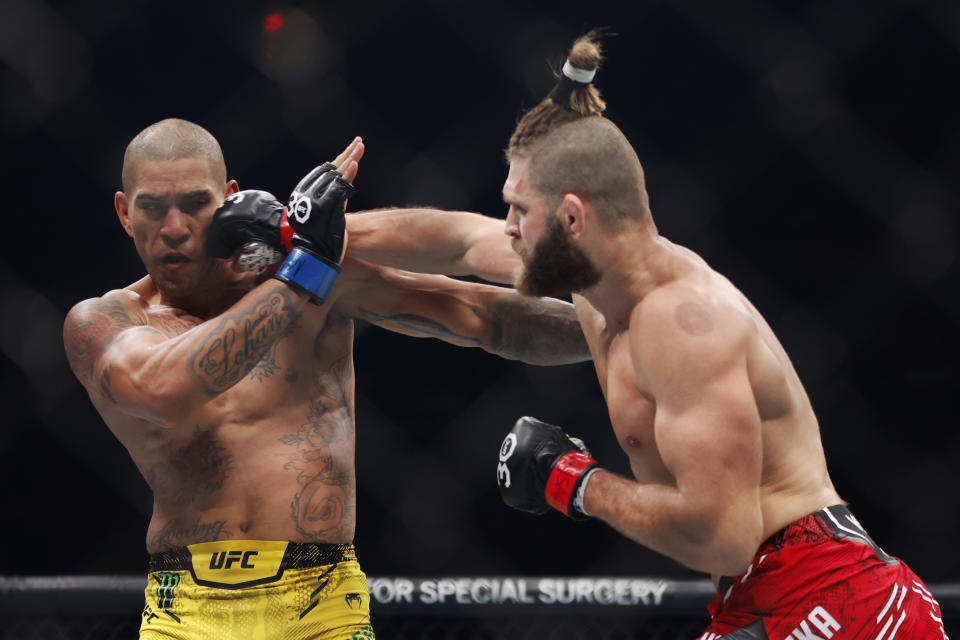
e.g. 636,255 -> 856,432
207,190 -> 290,270
206,163 -> 355,303
497,416 -> 600,520
273,162 -> 354,303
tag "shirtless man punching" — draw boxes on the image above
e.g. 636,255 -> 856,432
362,34 -> 949,640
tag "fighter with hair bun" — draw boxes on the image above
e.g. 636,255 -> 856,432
360,32 -> 949,639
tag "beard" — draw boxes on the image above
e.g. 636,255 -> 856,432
515,215 -> 601,298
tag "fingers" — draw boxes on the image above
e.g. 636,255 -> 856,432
340,159 -> 359,184
332,136 -> 363,174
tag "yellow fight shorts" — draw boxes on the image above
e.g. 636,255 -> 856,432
139,540 -> 374,640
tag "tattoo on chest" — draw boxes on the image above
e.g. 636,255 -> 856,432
147,308 -> 199,338
277,355 -> 354,541
192,291 -> 297,394
154,427 -> 233,506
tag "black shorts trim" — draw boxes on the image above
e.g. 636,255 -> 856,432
148,542 -> 352,573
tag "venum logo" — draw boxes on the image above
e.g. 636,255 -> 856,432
345,592 -> 363,609
209,550 -> 258,570
291,195 -> 312,223
497,433 -> 518,488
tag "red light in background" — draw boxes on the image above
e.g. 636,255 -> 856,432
263,13 -> 284,33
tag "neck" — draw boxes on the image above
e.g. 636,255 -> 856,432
152,266 -> 254,319
578,225 -> 675,328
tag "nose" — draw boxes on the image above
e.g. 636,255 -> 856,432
160,207 -> 190,247
504,209 -> 520,238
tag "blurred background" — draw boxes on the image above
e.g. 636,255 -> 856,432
1,0 -> 958,590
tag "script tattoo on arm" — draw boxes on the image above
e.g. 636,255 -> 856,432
489,295 -> 590,365
191,289 -> 300,395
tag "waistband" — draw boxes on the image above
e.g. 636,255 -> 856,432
758,504 -> 893,562
148,541 -> 354,590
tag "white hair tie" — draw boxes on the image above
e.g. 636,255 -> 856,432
562,60 -> 596,84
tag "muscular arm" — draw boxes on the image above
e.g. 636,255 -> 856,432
345,208 -> 520,284
63,279 -> 309,426
583,293 -> 764,576
334,258 -> 590,365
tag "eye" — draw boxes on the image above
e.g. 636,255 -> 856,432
179,196 -> 211,214
141,203 -> 165,217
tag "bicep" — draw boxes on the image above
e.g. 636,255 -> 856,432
635,301 -> 763,510
654,366 -> 762,502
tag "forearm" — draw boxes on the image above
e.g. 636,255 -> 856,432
347,208 -> 519,283
583,471 -> 761,576
486,293 -> 591,365
108,280 -> 307,423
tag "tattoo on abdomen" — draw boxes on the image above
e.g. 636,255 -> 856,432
278,354 -> 354,541
191,291 -> 297,395
148,519 -> 232,550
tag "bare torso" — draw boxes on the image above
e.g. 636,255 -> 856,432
579,242 -> 842,546
88,277 -> 358,553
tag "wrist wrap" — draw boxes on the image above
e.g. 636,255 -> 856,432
279,209 -> 295,253
273,247 -> 340,304
545,451 -> 597,516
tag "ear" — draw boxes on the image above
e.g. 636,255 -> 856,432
114,191 -> 134,238
224,179 -> 239,197
560,193 -> 586,239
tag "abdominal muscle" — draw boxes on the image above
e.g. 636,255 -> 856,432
117,405 -> 358,553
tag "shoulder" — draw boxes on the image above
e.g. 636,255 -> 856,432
629,283 -> 753,386
65,289 -> 148,329
63,289 -> 152,378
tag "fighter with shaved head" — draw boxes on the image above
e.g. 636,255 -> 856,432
63,118 -> 591,639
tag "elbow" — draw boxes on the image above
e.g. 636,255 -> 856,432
702,536 -> 763,577
699,518 -> 764,577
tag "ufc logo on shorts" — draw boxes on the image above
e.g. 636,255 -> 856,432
209,550 -> 258,570
786,605 -> 841,639
497,434 -> 517,488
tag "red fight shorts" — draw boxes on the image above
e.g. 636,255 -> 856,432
698,505 -> 948,639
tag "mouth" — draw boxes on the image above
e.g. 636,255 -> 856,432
160,253 -> 190,266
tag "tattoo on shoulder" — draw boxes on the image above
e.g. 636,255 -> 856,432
674,301 -> 713,336
64,295 -> 142,384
